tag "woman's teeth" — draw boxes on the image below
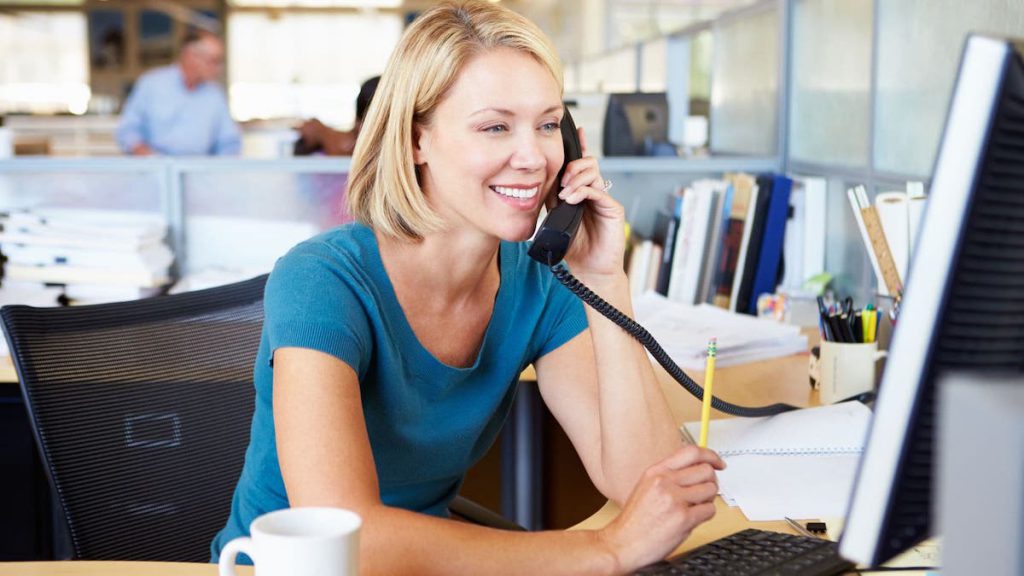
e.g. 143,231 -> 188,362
492,185 -> 539,199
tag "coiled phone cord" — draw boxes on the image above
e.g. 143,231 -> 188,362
551,263 -> 800,417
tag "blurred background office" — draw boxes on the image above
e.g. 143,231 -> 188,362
1,0 -> 1024,560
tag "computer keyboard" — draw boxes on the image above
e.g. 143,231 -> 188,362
633,528 -> 855,576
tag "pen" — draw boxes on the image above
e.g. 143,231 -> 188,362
816,297 -> 834,341
698,338 -> 717,448
784,516 -> 819,539
827,313 -> 846,343
839,312 -> 857,343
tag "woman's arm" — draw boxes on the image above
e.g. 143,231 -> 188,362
273,347 -> 721,575
534,322 -> 682,505
534,128 -> 687,504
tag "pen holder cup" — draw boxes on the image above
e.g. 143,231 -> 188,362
813,341 -> 886,404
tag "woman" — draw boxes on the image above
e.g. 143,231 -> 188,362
212,2 -> 725,573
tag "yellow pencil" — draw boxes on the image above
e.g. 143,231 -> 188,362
698,338 -> 717,448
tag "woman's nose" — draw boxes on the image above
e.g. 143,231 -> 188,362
509,134 -> 547,171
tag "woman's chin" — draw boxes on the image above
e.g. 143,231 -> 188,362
506,225 -> 540,243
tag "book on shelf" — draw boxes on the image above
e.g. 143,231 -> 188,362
645,244 -> 663,294
780,176 -> 826,291
731,175 -> 771,314
748,174 -> 793,314
666,180 -> 724,306
651,210 -> 678,296
697,181 -> 733,305
714,173 -> 756,310
627,238 -> 655,300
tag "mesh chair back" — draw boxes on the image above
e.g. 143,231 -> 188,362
0,275 -> 267,562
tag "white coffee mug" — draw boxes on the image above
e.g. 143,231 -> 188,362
819,341 -> 887,405
219,507 -> 361,576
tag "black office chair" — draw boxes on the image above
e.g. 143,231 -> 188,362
1,275 -> 267,561
1,274 -> 521,561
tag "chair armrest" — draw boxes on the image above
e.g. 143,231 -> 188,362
448,496 -> 527,531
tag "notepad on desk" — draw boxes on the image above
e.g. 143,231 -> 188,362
682,402 -> 871,522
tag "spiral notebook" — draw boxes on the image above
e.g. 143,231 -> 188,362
681,402 -> 872,521
681,402 -> 871,457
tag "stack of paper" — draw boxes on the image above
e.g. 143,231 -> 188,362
0,282 -> 64,357
0,208 -> 173,304
633,291 -> 807,369
682,402 -> 871,521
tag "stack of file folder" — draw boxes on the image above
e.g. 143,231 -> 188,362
0,208 -> 174,304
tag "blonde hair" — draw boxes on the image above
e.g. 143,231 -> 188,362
346,0 -> 563,241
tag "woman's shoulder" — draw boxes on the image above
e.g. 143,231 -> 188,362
268,223 -> 380,293
280,222 -> 375,264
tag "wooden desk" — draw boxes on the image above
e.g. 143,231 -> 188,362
573,349 -> 820,555
0,562 -> 251,575
0,356 -> 17,384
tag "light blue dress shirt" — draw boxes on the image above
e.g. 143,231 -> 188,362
116,65 -> 241,156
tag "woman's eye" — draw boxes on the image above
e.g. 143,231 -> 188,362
541,122 -> 560,133
483,124 -> 508,134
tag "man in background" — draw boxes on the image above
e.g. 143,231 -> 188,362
116,30 -> 240,156
293,76 -> 380,156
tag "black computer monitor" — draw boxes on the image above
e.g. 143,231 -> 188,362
840,34 -> 1024,567
602,92 -> 672,156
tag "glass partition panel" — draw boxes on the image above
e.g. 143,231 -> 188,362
578,59 -> 604,93
790,0 -> 872,167
824,177 -> 872,302
603,47 -> 639,92
690,30 -> 713,113
640,37 -> 668,92
710,6 -> 779,155
227,11 -> 400,127
874,0 -> 1024,176
0,11 -> 89,115
564,63 -> 580,94
180,169 -> 349,275
0,170 -> 162,213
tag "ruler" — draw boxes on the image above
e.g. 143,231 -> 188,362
859,205 -> 904,297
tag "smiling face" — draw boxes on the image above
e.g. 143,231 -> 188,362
412,47 -> 564,242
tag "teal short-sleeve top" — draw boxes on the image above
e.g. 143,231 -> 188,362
211,223 -> 587,561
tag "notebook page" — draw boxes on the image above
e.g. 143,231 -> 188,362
682,402 -> 871,457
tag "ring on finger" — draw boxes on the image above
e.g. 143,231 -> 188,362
601,179 -> 614,192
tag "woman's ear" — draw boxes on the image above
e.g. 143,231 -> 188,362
412,123 -> 430,166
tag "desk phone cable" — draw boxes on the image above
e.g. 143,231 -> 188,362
550,264 -> 799,418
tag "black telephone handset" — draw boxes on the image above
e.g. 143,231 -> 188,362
527,109 -> 585,266
527,108 -> 801,418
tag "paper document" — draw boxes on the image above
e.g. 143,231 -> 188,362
683,402 -> 872,521
0,283 -> 64,357
633,292 -> 807,369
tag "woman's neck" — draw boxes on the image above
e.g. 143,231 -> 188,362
376,228 -> 501,306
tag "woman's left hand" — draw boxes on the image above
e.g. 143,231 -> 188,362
553,127 -> 626,280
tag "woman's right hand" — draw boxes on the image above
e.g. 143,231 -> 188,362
596,445 -> 726,573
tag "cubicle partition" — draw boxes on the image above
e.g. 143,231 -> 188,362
0,157 -> 351,282
0,156 -> 788,287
